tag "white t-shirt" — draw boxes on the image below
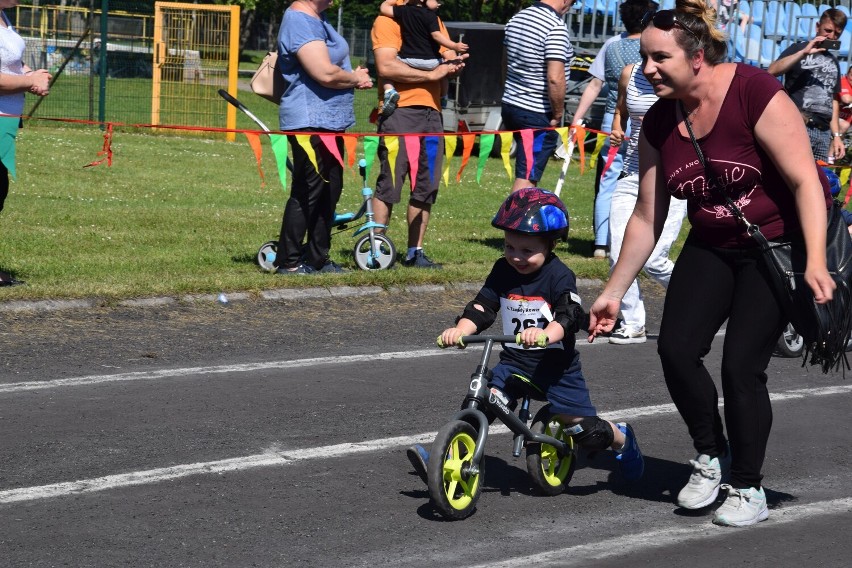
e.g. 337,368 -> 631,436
0,11 -> 26,117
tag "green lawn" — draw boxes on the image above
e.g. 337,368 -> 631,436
0,122 -> 660,303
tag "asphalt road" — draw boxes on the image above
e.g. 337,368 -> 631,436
1,282 -> 850,567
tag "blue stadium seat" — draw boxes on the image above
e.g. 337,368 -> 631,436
839,28 -> 852,57
786,3 -> 804,40
749,0 -> 766,26
799,3 -> 820,40
659,0 -> 675,10
838,5 -> 851,18
597,0 -> 617,17
732,23 -> 775,67
763,1 -> 788,39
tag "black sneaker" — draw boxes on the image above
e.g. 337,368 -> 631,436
402,250 -> 442,269
318,260 -> 348,274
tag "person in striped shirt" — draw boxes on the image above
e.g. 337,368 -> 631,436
501,0 -> 576,192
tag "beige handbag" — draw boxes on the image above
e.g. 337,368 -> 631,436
250,51 -> 285,104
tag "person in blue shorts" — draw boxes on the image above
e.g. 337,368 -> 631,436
406,188 -> 644,483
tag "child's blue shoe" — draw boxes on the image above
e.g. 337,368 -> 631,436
382,88 -> 400,117
615,422 -> 644,481
407,444 -> 429,484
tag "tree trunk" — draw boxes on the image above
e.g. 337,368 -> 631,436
239,8 -> 255,54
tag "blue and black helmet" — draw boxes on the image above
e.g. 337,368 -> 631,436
822,166 -> 842,197
491,187 -> 569,240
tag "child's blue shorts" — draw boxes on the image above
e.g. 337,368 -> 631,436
489,362 -> 597,417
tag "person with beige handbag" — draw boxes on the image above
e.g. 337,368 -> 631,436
272,0 -> 372,275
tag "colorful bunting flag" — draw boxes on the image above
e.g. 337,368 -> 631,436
403,135 -> 421,190
477,134 -> 495,183
270,134 -> 289,190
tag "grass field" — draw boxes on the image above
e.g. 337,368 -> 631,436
0,120 -> 672,303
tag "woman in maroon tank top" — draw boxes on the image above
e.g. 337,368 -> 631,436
588,0 -> 836,528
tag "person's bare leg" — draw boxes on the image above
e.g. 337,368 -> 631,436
407,199 -> 431,248
372,197 -> 393,234
511,177 -> 535,192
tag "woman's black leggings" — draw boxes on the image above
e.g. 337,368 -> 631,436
275,130 -> 344,271
657,234 -> 786,489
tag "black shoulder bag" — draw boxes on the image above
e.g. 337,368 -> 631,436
681,101 -> 852,372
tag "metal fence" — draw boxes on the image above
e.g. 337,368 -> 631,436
13,1 -> 852,133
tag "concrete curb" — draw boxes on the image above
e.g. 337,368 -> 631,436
0,279 -> 604,314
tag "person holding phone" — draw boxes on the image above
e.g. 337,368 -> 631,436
768,8 -> 848,163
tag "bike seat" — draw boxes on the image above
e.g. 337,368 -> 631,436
503,373 -> 548,402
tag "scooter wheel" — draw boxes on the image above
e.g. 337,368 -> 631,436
427,420 -> 482,520
353,234 -> 396,270
774,323 -> 804,358
256,241 -> 278,272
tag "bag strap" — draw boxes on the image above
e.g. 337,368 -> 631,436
679,100 -> 767,245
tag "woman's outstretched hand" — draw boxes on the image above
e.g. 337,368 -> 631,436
587,295 -> 621,342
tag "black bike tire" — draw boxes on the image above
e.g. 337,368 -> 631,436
526,406 -> 576,496
427,420 -> 482,520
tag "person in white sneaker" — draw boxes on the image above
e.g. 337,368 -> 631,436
589,0 -> 838,528
607,61 -> 686,346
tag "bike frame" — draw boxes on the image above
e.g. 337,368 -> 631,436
330,160 -> 389,265
449,335 -> 572,476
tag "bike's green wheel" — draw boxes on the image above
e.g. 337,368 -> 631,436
427,420 -> 482,520
526,406 -> 576,495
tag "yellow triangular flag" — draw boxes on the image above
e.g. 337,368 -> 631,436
443,134 -> 458,186
499,132 -> 513,181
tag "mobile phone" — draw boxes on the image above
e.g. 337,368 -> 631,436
820,39 -> 842,51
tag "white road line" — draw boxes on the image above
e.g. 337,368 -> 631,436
0,330 -> 726,395
469,497 -> 852,568
0,349 -> 454,394
2,383 -> 849,506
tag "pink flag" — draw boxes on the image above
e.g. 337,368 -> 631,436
404,135 -> 421,190
600,144 -> 619,179
318,133 -> 343,167
520,129 -> 534,179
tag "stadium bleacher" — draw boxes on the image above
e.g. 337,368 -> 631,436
570,0 -> 852,70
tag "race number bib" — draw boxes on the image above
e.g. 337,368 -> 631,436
500,294 -> 559,350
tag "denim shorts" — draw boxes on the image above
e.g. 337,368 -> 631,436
489,361 -> 597,417
501,103 -> 560,183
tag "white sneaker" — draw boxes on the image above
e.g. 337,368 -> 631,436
712,484 -> 769,527
610,323 -> 647,344
676,454 -> 723,509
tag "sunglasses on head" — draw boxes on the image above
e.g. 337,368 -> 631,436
641,9 -> 700,41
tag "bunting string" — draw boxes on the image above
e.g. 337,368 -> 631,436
12,114 -> 851,202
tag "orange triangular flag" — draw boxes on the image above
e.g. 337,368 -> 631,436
244,132 -> 265,186
456,134 -> 475,182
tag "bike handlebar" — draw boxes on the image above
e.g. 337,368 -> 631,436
436,334 -> 548,349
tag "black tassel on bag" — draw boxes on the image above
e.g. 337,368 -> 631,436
761,200 -> 852,375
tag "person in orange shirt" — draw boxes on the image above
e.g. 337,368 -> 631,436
370,7 -> 465,268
